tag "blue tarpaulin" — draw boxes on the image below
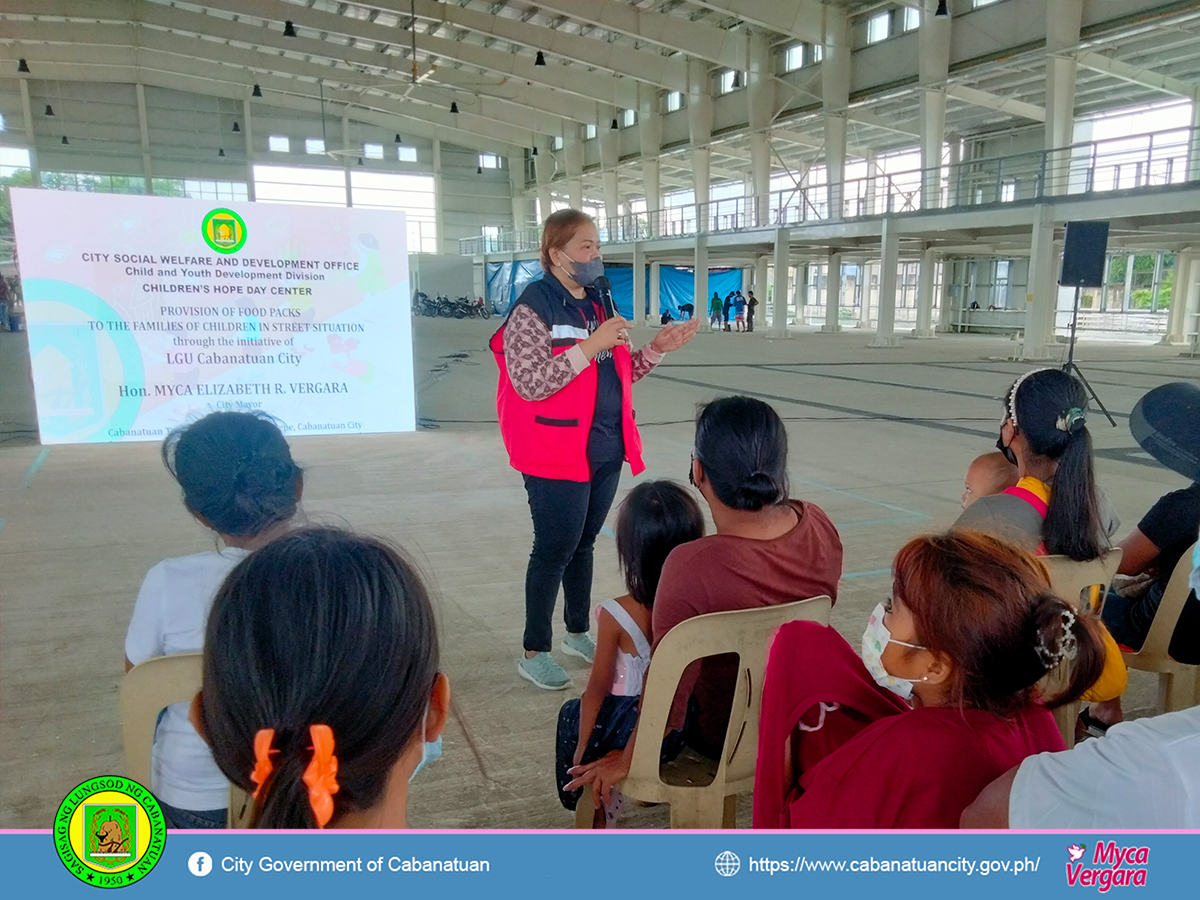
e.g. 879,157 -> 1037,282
487,262 -> 743,320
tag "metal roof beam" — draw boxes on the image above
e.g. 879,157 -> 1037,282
1075,50 -> 1195,99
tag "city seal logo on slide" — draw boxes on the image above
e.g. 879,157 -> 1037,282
53,776 -> 166,888
202,207 -> 248,254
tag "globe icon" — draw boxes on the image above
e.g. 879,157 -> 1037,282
714,850 -> 741,877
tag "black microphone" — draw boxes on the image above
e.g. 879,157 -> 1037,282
594,275 -> 615,318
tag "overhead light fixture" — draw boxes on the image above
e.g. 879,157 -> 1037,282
531,145 -> 538,156
44,104 -> 55,117
358,157 -> 364,166
218,148 -> 226,157
477,165 -> 483,174
731,71 -> 741,89
610,118 -> 619,130
232,121 -> 241,133
252,84 -> 263,98
17,59 -> 29,74
450,101 -> 459,114
394,133 -> 403,143
283,20 -> 298,37
61,135 -> 69,145
535,51 -> 547,66
935,1 -> 949,16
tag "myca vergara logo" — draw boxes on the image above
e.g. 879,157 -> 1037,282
1066,841 -> 1149,892
54,776 -> 166,888
202,207 -> 247,254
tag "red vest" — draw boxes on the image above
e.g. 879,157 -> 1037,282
489,294 -> 644,482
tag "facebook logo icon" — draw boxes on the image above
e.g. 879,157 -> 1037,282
188,852 -> 213,877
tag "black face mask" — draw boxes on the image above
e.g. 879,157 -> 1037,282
996,434 -> 1018,467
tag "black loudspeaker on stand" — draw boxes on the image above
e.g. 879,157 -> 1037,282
1058,221 -> 1117,427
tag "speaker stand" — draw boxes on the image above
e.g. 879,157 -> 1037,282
1061,283 -> 1117,427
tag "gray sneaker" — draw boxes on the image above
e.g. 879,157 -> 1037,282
561,631 -> 596,664
518,652 -> 571,690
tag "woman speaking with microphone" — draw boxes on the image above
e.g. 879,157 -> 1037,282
490,209 -> 699,689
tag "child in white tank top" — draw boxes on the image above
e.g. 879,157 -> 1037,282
555,481 -> 704,826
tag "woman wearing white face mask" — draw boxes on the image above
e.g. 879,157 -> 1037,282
489,209 -> 698,691
753,531 -> 1107,829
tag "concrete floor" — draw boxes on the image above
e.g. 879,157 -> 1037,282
1,320 -> 1195,828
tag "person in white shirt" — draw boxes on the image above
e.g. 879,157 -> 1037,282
124,411 -> 302,828
961,705 -> 1200,828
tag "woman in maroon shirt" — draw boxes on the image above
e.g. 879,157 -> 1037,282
754,531 -> 1108,829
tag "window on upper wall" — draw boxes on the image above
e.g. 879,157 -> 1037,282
479,152 -> 500,169
552,136 -> 564,150
866,12 -> 891,44
665,91 -> 683,112
585,124 -> 597,140
0,114 -> 6,132
397,146 -> 417,162
622,108 -> 637,128
812,43 -> 823,62
973,0 -> 1002,7
364,143 -> 384,159
784,44 -> 804,71
903,7 -> 921,31
305,138 -> 325,155
719,70 -> 744,94
268,135 -> 290,153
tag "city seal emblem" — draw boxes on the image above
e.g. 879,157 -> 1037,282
202,207 -> 247,254
54,776 -> 166,888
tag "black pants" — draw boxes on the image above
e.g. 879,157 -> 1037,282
555,695 -> 687,811
1102,585 -> 1200,665
522,459 -> 623,652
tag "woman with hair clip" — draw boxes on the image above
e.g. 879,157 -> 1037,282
566,396 -> 843,808
490,208 -> 698,691
753,532 -> 1107,829
190,528 -> 450,829
953,367 -> 1128,727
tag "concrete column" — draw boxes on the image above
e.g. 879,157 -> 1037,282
938,258 -> 956,332
823,13 -> 850,220
693,147 -> 711,232
749,33 -> 774,227
864,151 -> 877,216
534,150 -> 553,224
1189,98 -> 1200,181
688,59 -> 713,231
1044,1 -> 1083,195
565,126 -> 585,210
242,99 -> 256,201
772,228 -> 791,336
639,84 -> 663,237
650,260 -> 661,324
508,153 -> 527,234
632,242 -> 646,325
822,251 -> 842,333
861,261 -> 874,328
1122,253 -> 1136,312
1022,204 -> 1058,358
754,254 -> 770,304
871,219 -> 900,347
945,137 -> 961,207
914,245 -> 937,338
918,6 -> 951,210
1163,250 -> 1194,344
345,116 -> 356,209
750,133 -> 771,227
600,115 -> 620,235
136,83 -> 153,193
695,233 -> 709,323
17,78 -> 40,186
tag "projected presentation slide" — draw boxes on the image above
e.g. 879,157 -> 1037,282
9,188 -> 414,443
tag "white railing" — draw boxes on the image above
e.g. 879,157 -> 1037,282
460,124 -> 1200,256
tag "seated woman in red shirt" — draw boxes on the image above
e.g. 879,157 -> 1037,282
754,531 -> 1107,829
